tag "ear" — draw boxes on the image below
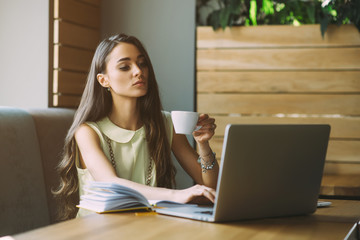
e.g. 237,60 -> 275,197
97,73 -> 109,88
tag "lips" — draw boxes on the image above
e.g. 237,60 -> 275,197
133,80 -> 146,86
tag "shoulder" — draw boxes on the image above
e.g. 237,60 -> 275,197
75,123 -> 98,140
76,121 -> 104,138
75,122 -> 105,146
74,123 -> 106,154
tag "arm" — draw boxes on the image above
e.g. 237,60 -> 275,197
75,124 -> 215,203
172,114 -> 219,189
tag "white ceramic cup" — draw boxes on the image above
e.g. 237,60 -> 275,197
171,111 -> 200,135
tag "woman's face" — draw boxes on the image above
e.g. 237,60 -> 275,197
98,42 -> 149,99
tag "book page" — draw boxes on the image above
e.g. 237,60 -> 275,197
78,181 -> 152,213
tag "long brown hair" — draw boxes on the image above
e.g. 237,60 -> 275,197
54,33 -> 176,220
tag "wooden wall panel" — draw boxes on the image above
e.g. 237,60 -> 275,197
197,71 -> 360,93
55,0 -> 100,28
320,175 -> 360,196
208,138 -> 360,164
55,20 -> 99,50
197,48 -> 360,70
196,24 -> 360,196
56,45 -> 93,72
78,0 -> 101,6
53,95 -> 81,108
197,25 -> 360,48
53,70 -> 86,94
198,94 -> 360,115
327,140 -> 360,163
212,116 -> 360,139
51,0 -> 101,108
323,163 -> 360,175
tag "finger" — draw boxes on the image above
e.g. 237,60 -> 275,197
203,189 -> 216,203
193,184 -> 213,193
205,187 -> 216,196
197,116 -> 215,126
194,123 -> 216,133
198,117 -> 215,126
200,123 -> 216,130
197,186 -> 216,201
198,114 -> 209,122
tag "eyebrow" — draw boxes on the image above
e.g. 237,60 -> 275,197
117,55 -> 145,63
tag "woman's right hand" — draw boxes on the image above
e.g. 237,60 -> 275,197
174,185 -> 216,204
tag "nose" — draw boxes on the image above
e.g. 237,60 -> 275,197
133,63 -> 142,78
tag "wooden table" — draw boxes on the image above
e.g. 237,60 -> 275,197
10,199 -> 360,240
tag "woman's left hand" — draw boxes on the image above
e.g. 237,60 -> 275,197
193,114 -> 216,144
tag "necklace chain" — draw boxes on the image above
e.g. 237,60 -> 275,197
104,135 -> 153,186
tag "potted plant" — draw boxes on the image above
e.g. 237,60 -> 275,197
196,0 -> 360,36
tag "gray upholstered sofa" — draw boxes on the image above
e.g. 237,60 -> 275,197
0,107 -> 75,236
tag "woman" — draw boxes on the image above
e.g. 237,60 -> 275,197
54,33 -> 219,220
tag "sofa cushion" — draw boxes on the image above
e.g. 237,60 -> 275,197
0,107 -> 50,236
27,108 -> 75,223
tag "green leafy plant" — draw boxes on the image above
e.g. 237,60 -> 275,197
196,0 -> 360,37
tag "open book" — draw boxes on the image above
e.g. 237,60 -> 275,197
77,181 -> 188,213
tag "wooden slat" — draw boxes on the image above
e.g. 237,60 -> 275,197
211,116 -> 360,139
209,138 -> 360,164
323,162 -> 360,175
197,71 -> 360,93
53,95 -> 81,108
327,140 -> 360,163
198,94 -> 360,115
321,175 -> 360,197
197,48 -> 360,71
53,70 -> 86,95
197,25 -> 360,49
55,45 -> 93,72
56,0 -> 100,29
77,0 -> 101,7
55,20 -> 99,50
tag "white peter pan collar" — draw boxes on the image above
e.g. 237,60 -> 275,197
97,117 -> 146,143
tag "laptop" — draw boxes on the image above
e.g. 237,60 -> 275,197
155,124 -> 331,222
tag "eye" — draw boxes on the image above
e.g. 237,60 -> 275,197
119,65 -> 130,71
138,61 -> 148,69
